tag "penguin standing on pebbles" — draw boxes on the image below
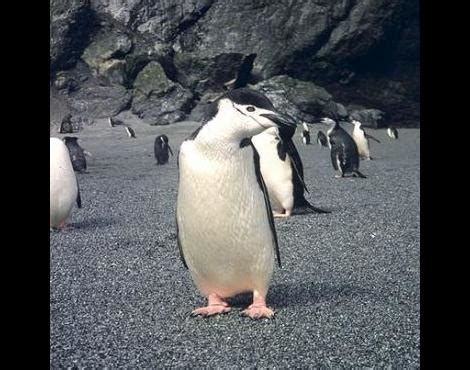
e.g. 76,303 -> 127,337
50,137 -> 82,230
300,122 -> 310,145
387,126 -> 399,139
350,119 -> 381,160
154,134 -> 174,165
252,126 -> 329,217
177,88 -> 297,319
321,117 -> 366,178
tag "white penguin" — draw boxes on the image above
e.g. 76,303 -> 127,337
252,126 -> 329,217
351,119 -> 380,160
50,137 -> 81,229
176,88 -> 297,319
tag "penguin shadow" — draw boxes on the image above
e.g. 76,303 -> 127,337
268,281 -> 374,308
71,217 -> 117,230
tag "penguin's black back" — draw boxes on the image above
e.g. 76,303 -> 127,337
329,125 -> 360,173
154,134 -> 170,165
63,136 -> 87,172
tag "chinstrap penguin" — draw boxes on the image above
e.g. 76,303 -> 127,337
63,136 -> 87,173
300,122 -> 311,145
321,117 -> 367,178
387,126 -> 399,139
252,125 -> 329,217
125,126 -> 136,138
350,119 -> 381,160
50,137 -> 82,230
154,134 -> 174,165
176,88 -> 297,319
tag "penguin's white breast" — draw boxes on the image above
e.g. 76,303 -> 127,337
177,140 -> 275,296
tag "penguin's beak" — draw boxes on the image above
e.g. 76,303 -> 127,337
260,111 -> 297,128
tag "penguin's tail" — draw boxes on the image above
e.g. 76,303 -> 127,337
353,170 -> 367,178
293,199 -> 331,214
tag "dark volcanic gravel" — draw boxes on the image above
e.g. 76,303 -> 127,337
50,117 -> 420,368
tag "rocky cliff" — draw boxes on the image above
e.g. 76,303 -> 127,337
50,0 -> 420,129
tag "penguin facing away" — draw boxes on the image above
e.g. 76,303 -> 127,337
350,120 -> 381,160
387,126 -> 399,139
50,137 -> 82,230
154,134 -> 174,165
252,126 -> 329,217
176,88 -> 297,319
321,117 -> 367,178
63,136 -> 87,173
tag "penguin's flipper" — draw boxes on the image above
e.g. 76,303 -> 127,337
366,133 -> 381,143
175,212 -> 188,269
168,145 -> 174,156
76,179 -> 82,208
250,142 -> 281,268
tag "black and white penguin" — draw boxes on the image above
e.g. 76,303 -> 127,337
252,126 -> 329,217
63,136 -> 87,173
321,117 -> 367,178
177,88 -> 297,319
300,122 -> 311,145
317,130 -> 329,148
125,126 -> 136,138
387,126 -> 399,139
50,137 -> 82,230
59,113 -> 73,134
154,134 -> 174,165
350,119 -> 381,160
108,116 -> 125,127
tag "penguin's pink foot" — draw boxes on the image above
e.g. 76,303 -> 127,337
51,221 -> 73,231
240,294 -> 274,319
191,294 -> 231,317
273,210 -> 291,218
241,304 -> 274,319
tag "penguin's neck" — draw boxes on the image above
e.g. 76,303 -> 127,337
195,112 -> 261,154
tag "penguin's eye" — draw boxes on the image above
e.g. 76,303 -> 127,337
246,106 -> 255,112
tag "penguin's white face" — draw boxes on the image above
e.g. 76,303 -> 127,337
212,98 -> 295,140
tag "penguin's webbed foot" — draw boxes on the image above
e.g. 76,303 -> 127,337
191,294 -> 231,317
273,210 -> 291,218
240,304 -> 274,319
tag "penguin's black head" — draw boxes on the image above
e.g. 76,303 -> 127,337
216,88 -> 297,135
158,134 -> 169,143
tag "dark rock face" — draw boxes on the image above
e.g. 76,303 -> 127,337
50,0 -> 95,74
50,0 -> 420,128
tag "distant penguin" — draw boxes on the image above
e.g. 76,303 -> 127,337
321,117 -> 367,178
154,134 -> 174,165
59,113 -> 73,134
125,126 -> 136,138
63,136 -> 87,173
387,126 -> 399,139
350,120 -> 381,160
252,126 -> 329,217
50,137 -> 82,229
317,130 -> 329,148
300,122 -> 311,145
177,88 -> 297,319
